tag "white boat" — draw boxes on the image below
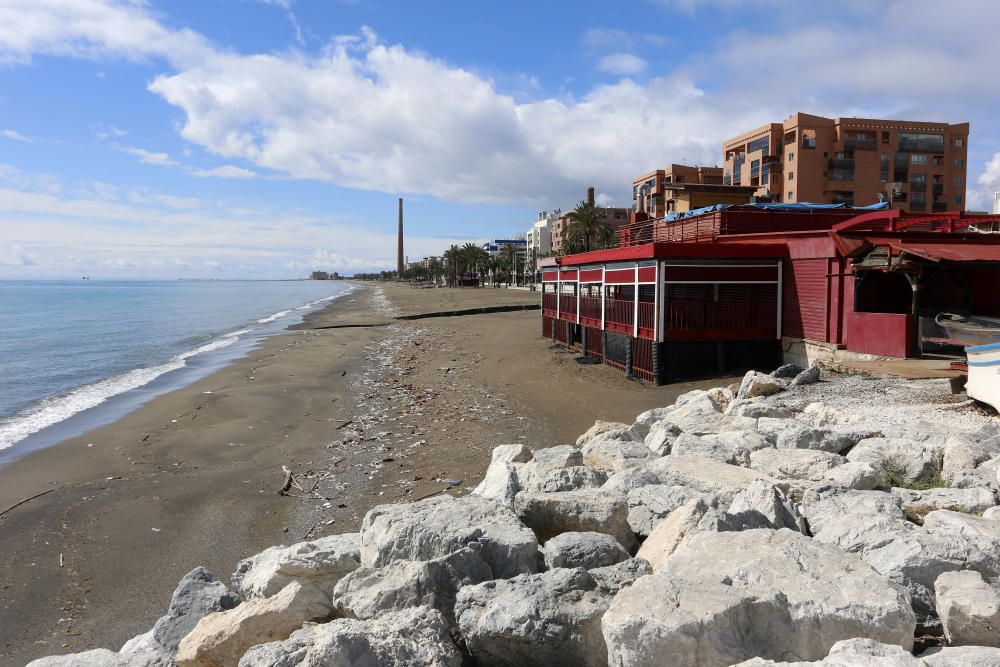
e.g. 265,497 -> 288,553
936,313 -> 1000,346
967,342 -> 1000,412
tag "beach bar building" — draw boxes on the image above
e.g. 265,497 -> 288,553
541,203 -> 1000,383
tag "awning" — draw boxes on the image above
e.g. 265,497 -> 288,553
891,240 -> 1000,262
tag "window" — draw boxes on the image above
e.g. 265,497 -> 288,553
954,176 -> 964,185
955,158 -> 964,168
787,171 -> 794,181
953,137 -> 965,148
880,153 -> 889,181
954,195 -> 963,205
788,152 -> 795,162
933,174 -> 943,184
911,154 -> 927,165
898,132 -> 944,153
747,137 -> 770,154
802,131 -> 817,149
882,131 -> 890,144
933,156 -> 943,166
787,191 -> 794,200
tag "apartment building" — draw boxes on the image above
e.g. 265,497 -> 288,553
632,164 -> 725,218
722,113 -> 969,212
550,206 -> 630,255
526,210 -> 560,257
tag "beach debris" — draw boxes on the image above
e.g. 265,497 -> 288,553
278,466 -> 294,496
0,488 -> 55,518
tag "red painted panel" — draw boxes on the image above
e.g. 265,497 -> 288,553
782,258 -> 828,341
605,268 -> 636,284
559,269 -> 578,281
637,266 -> 657,283
846,312 -> 913,357
542,270 -> 558,282
579,268 -> 602,283
664,266 -> 778,282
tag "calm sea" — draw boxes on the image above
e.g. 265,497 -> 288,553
0,280 -> 354,463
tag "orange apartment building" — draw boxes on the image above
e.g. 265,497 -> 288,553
551,187 -> 630,255
632,164 -> 732,218
722,113 -> 969,212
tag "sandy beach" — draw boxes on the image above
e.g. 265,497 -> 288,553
0,283 -> 735,665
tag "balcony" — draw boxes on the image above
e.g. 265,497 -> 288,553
898,135 -> 945,153
844,137 -> 877,151
933,183 -> 944,196
829,169 -> 855,182
909,179 -> 927,192
828,157 -> 855,169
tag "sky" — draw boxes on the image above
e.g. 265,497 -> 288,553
1,0 -> 1000,279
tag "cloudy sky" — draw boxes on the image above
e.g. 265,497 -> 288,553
1,0 -> 999,278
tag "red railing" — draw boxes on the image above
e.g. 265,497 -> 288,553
542,293 -> 557,313
583,325 -> 603,359
605,298 -> 634,333
579,296 -> 601,324
638,301 -> 656,337
631,337 -> 656,382
665,299 -> 775,341
559,294 -> 577,320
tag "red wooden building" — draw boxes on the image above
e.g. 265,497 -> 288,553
541,204 -> 1000,383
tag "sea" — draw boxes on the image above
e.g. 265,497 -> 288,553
0,280 -> 354,464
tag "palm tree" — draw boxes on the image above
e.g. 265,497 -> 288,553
443,245 -> 463,287
461,243 -> 489,285
565,200 -> 614,253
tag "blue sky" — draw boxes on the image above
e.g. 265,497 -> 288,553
1,0 -> 999,278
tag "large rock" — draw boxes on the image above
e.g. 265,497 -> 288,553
731,638 -> 920,665
237,606 -> 462,667
789,364 -> 821,387
542,531 -> 630,570
540,465 -> 607,492
801,484 -> 905,535
647,455 -> 789,497
750,448 -> 846,481
176,581 -> 332,667
626,484 -> 702,537
671,430 -> 773,467
602,529 -> 916,667
890,487 -> 997,516
934,570 -> 1000,647
530,445 -> 584,475
942,433 -> 1000,480
919,645 -> 1000,665
635,496 -> 715,571
360,495 -> 538,579
121,567 -> 240,665
580,435 -> 656,473
231,533 -> 360,600
601,465 -> 663,496
643,420 -> 681,456
775,426 -> 861,454
576,420 -> 630,447
514,490 -> 637,551
820,461 -> 882,490
722,480 -> 802,533
737,370 -> 786,400
847,437 -> 945,484
332,545 -> 492,626
471,461 -> 522,506
26,650 -> 130,667
490,443 -> 533,464
589,558 -> 653,595
456,567 -> 612,667
924,509 -> 1000,541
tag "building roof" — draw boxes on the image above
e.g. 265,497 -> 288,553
555,241 -> 787,266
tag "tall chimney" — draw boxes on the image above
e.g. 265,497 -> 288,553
587,187 -> 595,206
397,198 -> 404,276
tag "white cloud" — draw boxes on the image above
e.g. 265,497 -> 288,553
120,146 -> 176,166
1,129 -> 33,142
193,165 -> 258,179
0,244 -> 36,267
0,0 -> 213,67
597,53 -> 647,75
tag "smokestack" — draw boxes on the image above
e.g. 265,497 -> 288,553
587,187 -> 595,206
397,198 -> 404,276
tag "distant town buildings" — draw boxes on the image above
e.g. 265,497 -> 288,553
481,237 -> 527,258
722,113 -> 969,211
994,192 -> 1000,215
632,164 -> 757,218
550,187 -> 630,255
526,210 -> 560,257
309,271 -> 340,280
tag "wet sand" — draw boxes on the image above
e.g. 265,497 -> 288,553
0,283 -> 735,665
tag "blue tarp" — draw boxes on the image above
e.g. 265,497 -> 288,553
661,201 -> 889,222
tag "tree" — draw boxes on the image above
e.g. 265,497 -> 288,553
565,200 -> 614,253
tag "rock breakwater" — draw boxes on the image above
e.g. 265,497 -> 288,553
30,367 -> 1000,666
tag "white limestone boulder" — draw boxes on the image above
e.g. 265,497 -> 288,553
332,545 -> 492,626
820,461 -> 882,490
601,465 -> 663,496
750,448 -> 846,482
602,529 -> 916,667
846,437 -> 945,484
540,465 -> 607,492
26,650 -> 131,667
646,454 -> 790,497
722,480 -> 803,533
471,461 -> 522,506
923,509 -> 1000,541
643,419 -> 681,456
671,430 -> 774,467
237,606 -> 462,667
176,581 -> 332,667
919,645 -> 1000,665
529,445 -> 584,475
580,434 -> 657,473
732,638 -> 920,665
800,484 -> 905,536
775,426 -> 862,454
635,496 -> 716,571
576,420 -> 630,446
626,484 -> 703,537
514,490 -> 637,551
231,533 -> 361,600
890,487 -> 997,516
934,570 -> 1000,647
455,567 -> 613,667
737,370 -> 787,400
490,443 -> 533,464
589,558 -> 653,595
789,364 -> 822,387
542,531 -> 630,570
360,495 -> 538,578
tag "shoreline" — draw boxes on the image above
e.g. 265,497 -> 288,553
0,284 -> 732,665
0,284 -> 356,468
